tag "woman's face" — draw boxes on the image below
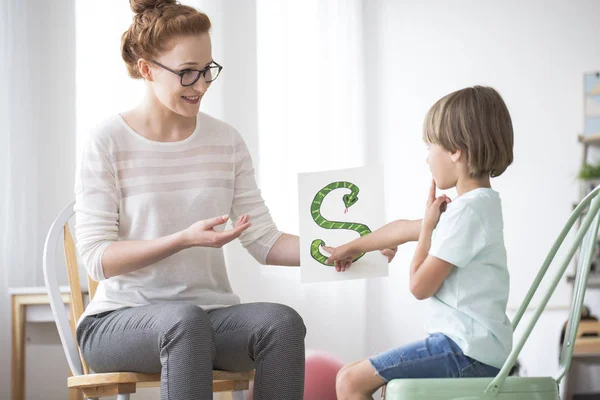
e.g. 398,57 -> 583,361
149,33 -> 213,118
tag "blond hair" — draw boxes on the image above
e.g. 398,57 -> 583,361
423,86 -> 514,178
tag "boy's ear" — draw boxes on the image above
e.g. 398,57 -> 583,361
450,149 -> 462,163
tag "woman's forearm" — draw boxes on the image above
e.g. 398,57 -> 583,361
265,233 -> 300,266
98,214 -> 251,279
101,231 -> 190,279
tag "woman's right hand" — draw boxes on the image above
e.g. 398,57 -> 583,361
182,214 -> 251,248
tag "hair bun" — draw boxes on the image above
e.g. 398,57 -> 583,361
130,0 -> 177,14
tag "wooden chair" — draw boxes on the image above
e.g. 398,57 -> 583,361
43,202 -> 254,400
384,186 -> 600,399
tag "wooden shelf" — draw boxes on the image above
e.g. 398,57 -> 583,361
567,274 -> 600,288
573,321 -> 600,356
579,134 -> 600,146
573,337 -> 600,356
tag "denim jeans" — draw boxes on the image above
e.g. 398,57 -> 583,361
369,332 -> 501,382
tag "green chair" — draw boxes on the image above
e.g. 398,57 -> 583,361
384,186 -> 600,400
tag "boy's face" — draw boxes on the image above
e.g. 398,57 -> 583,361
426,143 -> 458,190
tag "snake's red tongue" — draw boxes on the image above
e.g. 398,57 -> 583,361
344,207 -> 348,214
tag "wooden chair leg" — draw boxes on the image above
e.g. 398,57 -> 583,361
69,387 -> 83,400
220,392 -> 233,400
68,371 -> 83,400
11,296 -> 25,400
220,391 -> 245,400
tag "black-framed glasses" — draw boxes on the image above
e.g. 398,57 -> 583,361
149,59 -> 223,86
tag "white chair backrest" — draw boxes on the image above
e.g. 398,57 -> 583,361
43,201 -> 86,376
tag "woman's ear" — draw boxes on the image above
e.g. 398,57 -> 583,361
138,59 -> 153,81
450,149 -> 462,163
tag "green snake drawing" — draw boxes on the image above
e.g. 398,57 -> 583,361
310,181 -> 372,265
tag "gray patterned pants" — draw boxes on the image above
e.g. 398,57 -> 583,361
76,302 -> 306,400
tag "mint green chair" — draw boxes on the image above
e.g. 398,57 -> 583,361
384,186 -> 600,400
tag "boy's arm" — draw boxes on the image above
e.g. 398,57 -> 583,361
409,224 -> 454,300
350,219 -> 422,253
323,219 -> 421,268
409,188 -> 453,300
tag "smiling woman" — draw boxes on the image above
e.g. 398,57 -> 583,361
120,2 -> 215,119
73,1 -> 307,399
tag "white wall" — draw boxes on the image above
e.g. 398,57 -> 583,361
0,0 -> 76,399
363,0 -> 600,391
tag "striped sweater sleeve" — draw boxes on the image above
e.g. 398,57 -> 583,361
230,129 -> 283,264
73,135 -> 119,281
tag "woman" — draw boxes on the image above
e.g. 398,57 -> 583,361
75,1 -> 396,399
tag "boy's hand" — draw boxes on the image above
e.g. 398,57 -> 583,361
380,246 -> 398,263
322,244 -> 398,272
322,244 -> 358,272
424,179 -> 451,231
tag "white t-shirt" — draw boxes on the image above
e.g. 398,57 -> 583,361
74,112 -> 282,326
426,187 -> 513,369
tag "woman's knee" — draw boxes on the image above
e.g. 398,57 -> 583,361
161,303 -> 215,343
264,303 -> 306,338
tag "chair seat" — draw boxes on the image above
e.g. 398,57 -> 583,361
68,370 -> 255,396
385,376 -> 559,400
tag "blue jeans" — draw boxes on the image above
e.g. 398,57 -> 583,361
369,333 -> 500,382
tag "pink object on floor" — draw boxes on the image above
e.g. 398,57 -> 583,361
244,349 -> 344,399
